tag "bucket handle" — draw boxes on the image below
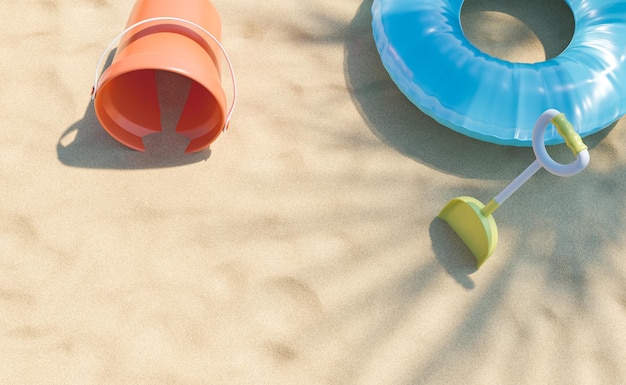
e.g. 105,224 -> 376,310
91,16 -> 237,132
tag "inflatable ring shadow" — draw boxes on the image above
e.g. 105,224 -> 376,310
57,49 -> 212,169
345,0 -> 616,180
461,0 -> 575,60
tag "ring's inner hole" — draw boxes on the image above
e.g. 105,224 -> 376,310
460,0 -> 575,63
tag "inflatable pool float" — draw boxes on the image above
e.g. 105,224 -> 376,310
371,0 -> 626,146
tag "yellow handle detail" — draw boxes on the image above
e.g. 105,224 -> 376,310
481,199 -> 500,217
551,113 -> 588,155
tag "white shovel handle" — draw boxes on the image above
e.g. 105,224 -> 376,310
91,16 -> 237,132
532,109 -> 589,177
492,109 -> 589,207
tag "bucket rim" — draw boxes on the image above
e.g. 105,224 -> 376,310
92,16 -> 236,132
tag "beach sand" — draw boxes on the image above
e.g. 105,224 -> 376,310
1,0 -> 624,384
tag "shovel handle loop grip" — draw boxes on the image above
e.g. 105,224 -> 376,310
532,109 -> 590,177
552,113 -> 588,155
92,16 -> 237,132
492,109 -> 590,206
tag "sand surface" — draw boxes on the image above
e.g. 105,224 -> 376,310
1,0 -> 625,384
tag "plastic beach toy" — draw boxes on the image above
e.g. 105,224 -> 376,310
92,0 -> 236,153
371,0 -> 626,146
438,109 -> 590,267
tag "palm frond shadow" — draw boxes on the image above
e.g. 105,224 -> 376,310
335,1 -> 626,382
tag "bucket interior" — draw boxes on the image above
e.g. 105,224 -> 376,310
96,68 -> 225,153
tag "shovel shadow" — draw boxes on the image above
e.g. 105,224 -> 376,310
429,218 -> 478,290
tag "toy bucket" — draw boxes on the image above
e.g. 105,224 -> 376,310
92,0 -> 236,153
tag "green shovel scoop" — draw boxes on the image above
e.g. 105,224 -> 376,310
438,109 -> 590,268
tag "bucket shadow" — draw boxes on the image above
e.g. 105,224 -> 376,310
57,50 -> 212,169
57,101 -> 211,169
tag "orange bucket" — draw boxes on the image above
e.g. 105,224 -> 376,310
92,0 -> 236,153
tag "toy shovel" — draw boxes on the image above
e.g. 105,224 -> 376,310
438,109 -> 590,268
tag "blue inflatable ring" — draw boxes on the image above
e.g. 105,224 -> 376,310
372,0 -> 626,146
